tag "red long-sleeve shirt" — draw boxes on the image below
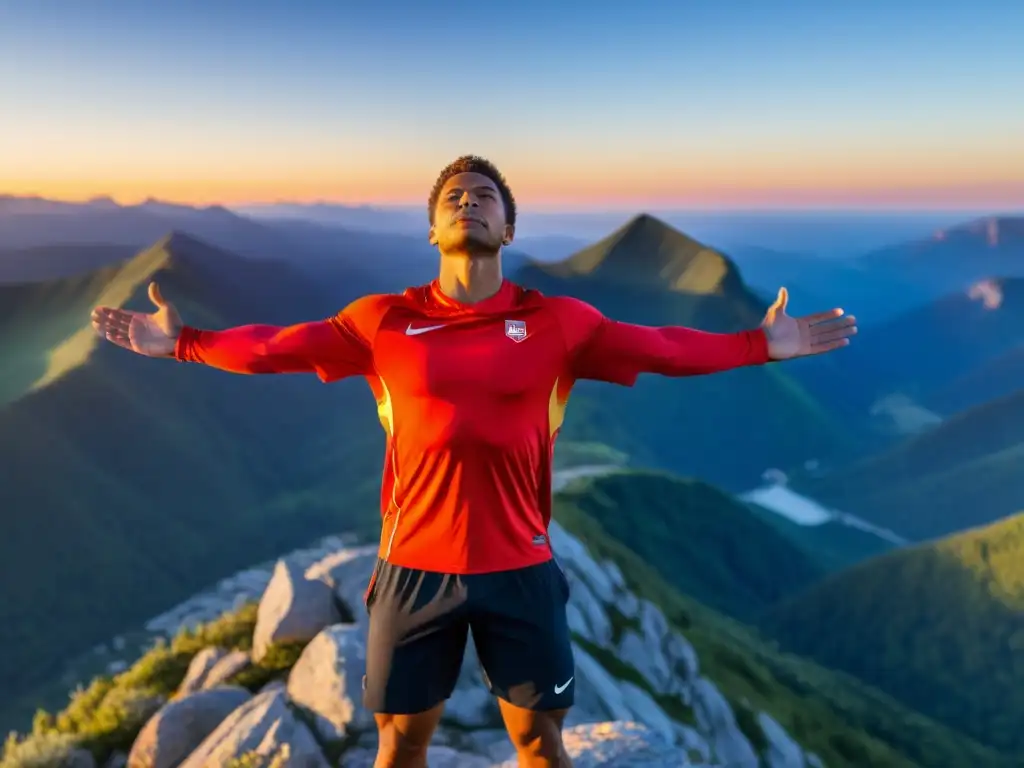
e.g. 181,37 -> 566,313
174,278 -> 770,574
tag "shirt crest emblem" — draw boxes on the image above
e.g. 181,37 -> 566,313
504,319 -> 527,343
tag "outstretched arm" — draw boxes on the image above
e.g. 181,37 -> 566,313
555,297 -> 769,386
92,282 -> 384,383
174,316 -> 371,381
554,289 -> 855,386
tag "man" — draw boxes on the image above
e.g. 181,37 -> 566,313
91,155 -> 856,768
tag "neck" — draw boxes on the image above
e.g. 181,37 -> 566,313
437,253 -> 504,304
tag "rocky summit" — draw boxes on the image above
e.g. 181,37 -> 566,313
5,522 -> 823,767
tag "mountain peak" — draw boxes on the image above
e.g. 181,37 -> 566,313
157,230 -> 206,252
931,215 -> 1024,247
128,231 -> 248,282
541,212 -> 747,296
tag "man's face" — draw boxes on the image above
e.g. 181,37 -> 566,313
429,171 -> 513,256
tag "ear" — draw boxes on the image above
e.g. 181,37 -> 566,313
428,225 -> 438,246
502,224 -> 515,246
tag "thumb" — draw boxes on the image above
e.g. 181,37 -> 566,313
148,281 -> 167,309
774,287 -> 789,312
762,287 -> 785,325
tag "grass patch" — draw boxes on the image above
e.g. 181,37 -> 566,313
728,696 -> 769,755
1,601 -> 317,768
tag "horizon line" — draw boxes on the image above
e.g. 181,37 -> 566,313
2,191 -> 1020,219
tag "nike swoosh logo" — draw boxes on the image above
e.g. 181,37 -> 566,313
405,323 -> 446,336
554,677 -> 573,694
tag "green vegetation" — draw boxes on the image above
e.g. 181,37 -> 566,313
0,234 -> 385,732
556,469 -> 825,620
553,494 -> 1014,768
796,386 -> 1024,539
226,746 -> 292,768
515,214 -> 863,492
745,501 -> 897,572
0,602 -> 309,767
762,513 -> 1024,757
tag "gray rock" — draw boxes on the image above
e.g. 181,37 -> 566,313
618,629 -> 673,694
252,560 -> 341,663
673,723 -> 711,763
339,746 -> 490,767
618,681 -> 677,744
664,632 -> 700,685
492,721 -> 685,767
758,711 -> 808,768
259,679 -> 287,695
177,689 -> 328,768
286,623 -> 373,741
305,545 -> 378,623
445,635 -> 501,728
127,686 -> 251,768
548,523 -> 618,605
564,570 -> 613,646
453,728 -> 511,760
567,644 -> 634,724
176,647 -> 228,696
690,678 -> 758,768
201,650 -> 251,690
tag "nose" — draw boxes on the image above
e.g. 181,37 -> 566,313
458,191 -> 479,208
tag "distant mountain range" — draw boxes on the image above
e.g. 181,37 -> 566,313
792,384 -> 1024,540
0,233 -> 388,712
232,199 -> 989,256
795,275 -> 1024,420
0,194 -> 531,289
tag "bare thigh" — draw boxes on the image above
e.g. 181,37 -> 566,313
373,703 -> 446,768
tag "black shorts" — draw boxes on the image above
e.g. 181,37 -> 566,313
361,557 -> 575,715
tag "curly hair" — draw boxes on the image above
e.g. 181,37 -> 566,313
427,155 -> 517,227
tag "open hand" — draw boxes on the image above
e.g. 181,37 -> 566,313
91,282 -> 183,357
761,287 -> 857,360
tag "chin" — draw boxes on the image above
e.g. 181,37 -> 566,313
446,232 -> 502,255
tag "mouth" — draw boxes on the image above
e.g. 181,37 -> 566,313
454,217 -> 485,227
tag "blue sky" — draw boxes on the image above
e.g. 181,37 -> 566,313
2,0 -> 1022,209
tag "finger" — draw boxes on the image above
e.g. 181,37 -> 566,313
812,326 -> 858,345
104,329 -> 134,350
148,282 -> 166,309
800,308 -> 846,324
807,314 -> 856,330
91,308 -> 134,335
810,317 -> 857,336
773,287 -> 788,312
817,314 -> 856,329
92,306 -> 134,324
810,338 -> 852,353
